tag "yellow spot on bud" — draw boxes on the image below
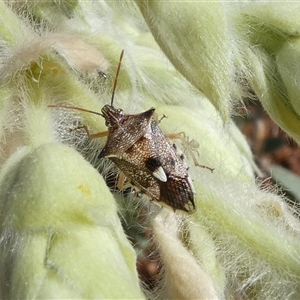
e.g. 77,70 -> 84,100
77,184 -> 91,196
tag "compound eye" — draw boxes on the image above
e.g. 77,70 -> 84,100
105,120 -> 111,127
116,108 -> 123,114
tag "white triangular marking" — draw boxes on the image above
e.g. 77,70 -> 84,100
153,166 -> 167,182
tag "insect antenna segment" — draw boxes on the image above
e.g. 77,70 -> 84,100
48,49 -> 125,115
47,105 -> 103,116
110,49 -> 124,107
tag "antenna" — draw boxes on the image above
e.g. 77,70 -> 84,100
110,49 -> 124,107
48,105 -> 103,116
48,50 -> 125,115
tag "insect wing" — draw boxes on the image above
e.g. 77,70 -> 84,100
111,156 -> 195,213
109,157 -> 160,200
159,174 -> 195,213
149,120 -> 196,213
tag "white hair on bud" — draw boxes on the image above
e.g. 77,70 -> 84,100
0,33 -> 109,79
152,210 -> 221,300
51,34 -> 110,74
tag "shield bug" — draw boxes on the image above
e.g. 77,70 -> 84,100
49,50 -> 212,213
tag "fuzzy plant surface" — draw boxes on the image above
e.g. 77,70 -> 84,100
0,1 -> 300,299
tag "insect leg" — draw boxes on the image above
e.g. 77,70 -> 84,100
167,132 -> 214,172
117,172 -> 127,190
157,114 -> 167,124
153,112 -> 167,124
70,125 -> 108,139
117,172 -> 132,190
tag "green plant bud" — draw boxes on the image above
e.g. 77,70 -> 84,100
152,210 -> 221,299
191,178 -> 300,299
135,0 -> 235,122
246,48 -> 300,144
0,143 -> 144,299
277,38 -> 300,120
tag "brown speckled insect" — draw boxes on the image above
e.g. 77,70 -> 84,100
49,50 -> 212,213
